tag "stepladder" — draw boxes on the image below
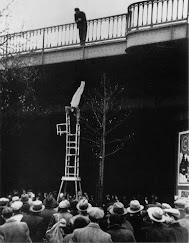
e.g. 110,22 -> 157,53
56,106 -> 82,201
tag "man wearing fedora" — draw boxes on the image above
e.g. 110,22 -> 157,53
126,200 -> 145,242
70,199 -> 91,226
164,208 -> 188,242
48,199 -> 73,233
21,200 -> 46,242
70,207 -> 112,243
109,202 -> 134,233
143,206 -> 173,242
107,214 -> 136,242
0,207 -> 32,242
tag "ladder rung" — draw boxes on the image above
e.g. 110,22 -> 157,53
67,154 -> 78,156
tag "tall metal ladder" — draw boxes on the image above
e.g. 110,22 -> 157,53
56,106 -> 82,201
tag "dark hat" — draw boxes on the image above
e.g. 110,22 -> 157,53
2,207 -> 13,218
30,200 -> 45,213
21,194 -> 29,203
74,8 -> 80,11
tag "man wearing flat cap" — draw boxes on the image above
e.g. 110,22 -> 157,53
70,207 -> 112,242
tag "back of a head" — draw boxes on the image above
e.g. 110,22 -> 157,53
2,207 -> 13,219
109,213 -> 122,226
185,202 -> 189,214
73,216 -> 88,229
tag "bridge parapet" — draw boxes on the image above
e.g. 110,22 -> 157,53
0,0 -> 188,57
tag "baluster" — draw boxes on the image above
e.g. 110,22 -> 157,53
151,0 -> 154,26
176,0 -> 179,19
91,20 -> 94,41
64,25 -> 67,45
161,0 -> 164,23
107,17 -> 110,39
99,18 -> 102,40
137,3 -> 140,29
171,0 -> 174,20
156,0 -> 159,24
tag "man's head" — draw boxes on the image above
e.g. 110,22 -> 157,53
2,207 -> 13,220
74,8 -> 80,13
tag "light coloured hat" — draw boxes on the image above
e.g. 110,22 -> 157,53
0,197 -> 9,206
147,207 -> 165,222
109,202 -> 127,215
87,207 -> 104,219
76,199 -> 91,212
11,201 -> 23,211
164,208 -> 180,219
59,199 -> 70,209
174,198 -> 186,208
12,196 -> 20,202
127,200 -> 144,213
30,200 -> 45,213
162,203 -> 172,209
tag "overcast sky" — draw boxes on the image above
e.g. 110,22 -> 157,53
1,0 -> 136,34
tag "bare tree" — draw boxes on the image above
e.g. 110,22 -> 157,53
81,74 -> 133,204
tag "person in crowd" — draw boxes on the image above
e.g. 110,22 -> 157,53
107,213 -> 136,242
143,206 -> 172,242
74,8 -> 87,46
21,200 -> 46,242
63,216 -> 88,243
10,201 -> 24,222
48,199 -> 73,233
109,202 -> 134,233
174,197 -> 186,219
164,208 -> 188,242
70,206 -> 112,243
126,199 -> 145,241
70,198 -> 91,225
0,197 -> 9,225
40,194 -> 57,231
70,200 -> 79,216
0,207 -> 32,242
178,201 -> 189,241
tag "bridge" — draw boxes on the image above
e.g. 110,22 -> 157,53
0,0 -> 188,68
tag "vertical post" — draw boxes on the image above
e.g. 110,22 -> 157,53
41,28 -> 45,65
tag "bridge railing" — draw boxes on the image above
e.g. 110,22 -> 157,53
0,14 -> 127,55
0,0 -> 188,56
127,0 -> 188,31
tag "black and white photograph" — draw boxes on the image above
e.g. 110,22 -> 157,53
0,0 -> 189,242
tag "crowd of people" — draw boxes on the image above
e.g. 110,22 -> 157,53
0,189 -> 189,242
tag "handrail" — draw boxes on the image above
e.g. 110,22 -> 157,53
127,0 -> 188,31
0,0 -> 188,56
0,14 -> 127,55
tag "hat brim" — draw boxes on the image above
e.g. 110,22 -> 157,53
76,203 -> 91,211
147,207 -> 165,222
109,207 -> 127,215
127,205 -> 144,214
30,205 -> 45,213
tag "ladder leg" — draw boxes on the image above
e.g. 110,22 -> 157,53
64,181 -> 67,196
75,180 -> 78,201
79,181 -> 82,196
57,179 -> 64,202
